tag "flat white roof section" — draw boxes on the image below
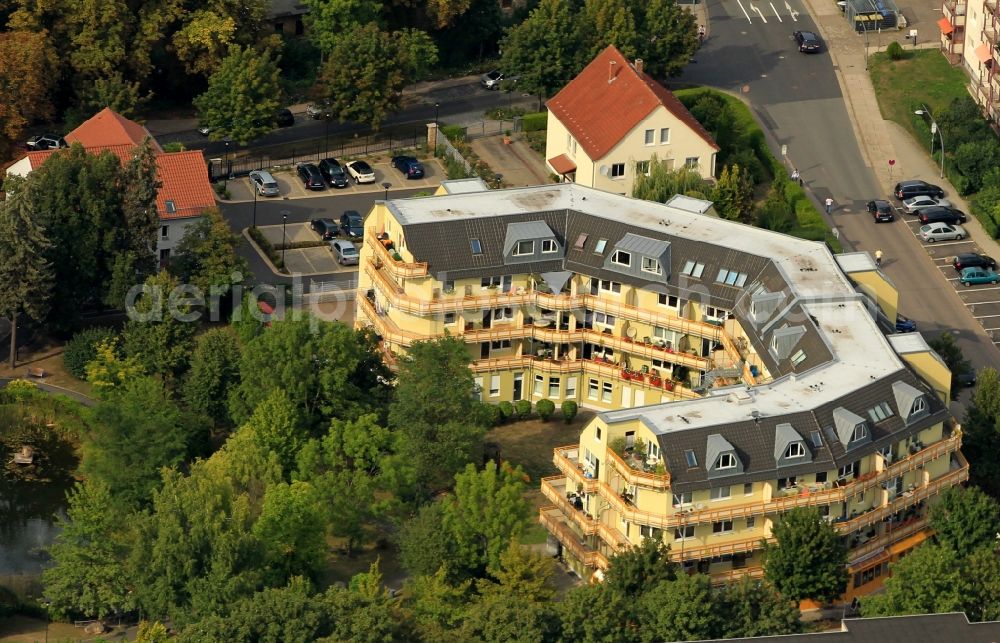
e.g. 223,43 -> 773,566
437,178 -> 490,194
836,252 -> 879,273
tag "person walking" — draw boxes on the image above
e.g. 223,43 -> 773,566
875,249 -> 883,267
791,168 -> 802,186
825,197 -> 834,215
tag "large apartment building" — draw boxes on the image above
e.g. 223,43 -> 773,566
355,180 -> 968,601
941,0 -> 1000,121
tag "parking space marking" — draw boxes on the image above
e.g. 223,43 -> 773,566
736,0 -> 754,22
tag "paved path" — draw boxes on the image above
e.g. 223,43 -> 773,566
470,136 -> 551,187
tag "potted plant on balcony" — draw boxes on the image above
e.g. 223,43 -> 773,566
664,380 -> 675,392
649,373 -> 662,387
621,369 -> 631,381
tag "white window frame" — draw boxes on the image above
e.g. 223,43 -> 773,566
791,349 -> 807,366
493,307 -> 514,321
513,240 -> 534,256
474,376 -> 484,401
533,374 -> 544,396
541,239 -> 558,253
715,452 -> 737,470
852,423 -> 869,442
601,381 -> 613,403
704,306 -> 729,321
588,378 -> 599,400
712,520 -> 733,534
641,256 -> 662,275
674,525 -> 695,540
681,260 -> 705,278
489,375 -> 500,397
611,163 -> 625,178
672,491 -> 693,507
746,516 -> 756,529
911,397 -> 926,414
444,312 -> 456,325
490,339 -> 511,350
659,127 -> 670,144
160,225 -> 169,238
594,312 -> 616,329
611,250 -> 631,267
471,238 -> 482,255
867,401 -> 894,423
566,376 -> 577,398
710,486 -> 731,501
548,376 -> 560,398
685,156 -> 700,169
784,442 -> 806,459
598,279 -> 621,294
684,449 -> 698,468
636,160 -> 650,176
644,129 -> 654,145
594,238 -> 608,254
657,293 -> 680,310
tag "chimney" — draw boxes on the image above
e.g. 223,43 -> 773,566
608,60 -> 618,83
634,58 -> 644,74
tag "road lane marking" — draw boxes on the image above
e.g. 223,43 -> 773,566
750,3 -> 768,22
784,0 -> 799,19
974,314 -> 1000,318
770,2 -> 783,20
919,240 -> 973,247
964,286 -> 1000,291
964,300 -> 1000,305
736,0 -> 753,22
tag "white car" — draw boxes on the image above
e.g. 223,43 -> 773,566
249,170 -> 280,197
345,160 -> 375,184
330,240 -> 359,265
481,70 -> 504,90
903,195 -> 951,214
919,222 -> 966,243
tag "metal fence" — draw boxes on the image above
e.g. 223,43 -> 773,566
209,127 -> 425,182
439,136 -> 474,177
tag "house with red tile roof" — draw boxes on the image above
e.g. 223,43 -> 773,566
6,108 -> 215,265
545,45 -> 720,196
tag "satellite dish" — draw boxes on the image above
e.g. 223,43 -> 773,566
599,165 -> 609,176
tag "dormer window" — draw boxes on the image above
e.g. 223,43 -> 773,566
542,239 -> 557,253
611,250 -> 631,267
641,256 -> 662,275
911,397 -> 926,415
715,453 -> 737,469
513,240 -> 534,256
784,442 -> 805,459
852,423 -> 868,442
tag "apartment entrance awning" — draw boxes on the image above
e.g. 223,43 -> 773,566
548,153 -> 577,175
976,43 -> 993,64
937,17 -> 955,34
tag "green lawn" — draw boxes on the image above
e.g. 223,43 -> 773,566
868,50 -> 970,143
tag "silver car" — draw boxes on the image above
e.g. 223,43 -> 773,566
249,170 -> 280,197
902,195 -> 951,213
919,222 -> 966,243
330,240 -> 359,265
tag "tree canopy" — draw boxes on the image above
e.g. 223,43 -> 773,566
763,507 -> 848,603
194,45 -> 282,144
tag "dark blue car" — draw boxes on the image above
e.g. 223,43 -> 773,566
391,155 -> 425,179
895,315 -> 917,333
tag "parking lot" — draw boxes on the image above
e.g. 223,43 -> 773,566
894,207 -> 1000,346
256,222 -> 357,275
223,157 -> 444,203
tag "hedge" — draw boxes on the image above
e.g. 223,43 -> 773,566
64,326 -> 116,379
521,112 -> 548,132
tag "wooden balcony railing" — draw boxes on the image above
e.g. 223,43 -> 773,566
669,534 -> 773,562
847,516 -> 929,568
365,236 -> 428,278
709,566 -> 765,586
554,446 -> 599,494
605,446 -> 671,490
541,477 -> 629,549
539,506 -> 611,570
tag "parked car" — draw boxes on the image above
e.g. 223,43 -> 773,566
957,369 -> 977,387
248,170 -> 280,197
895,315 -> 917,333
25,133 -> 67,150
919,222 -> 966,243
793,31 -> 822,53
310,218 -> 339,240
318,158 -> 350,188
959,267 -> 1000,286
902,195 -> 951,213
275,108 -> 295,127
391,155 -> 425,179
340,210 -> 364,239
297,163 -> 326,190
866,199 -> 894,222
917,206 -> 966,225
481,69 -> 504,89
197,124 -> 212,136
895,180 -> 945,200
345,160 -> 375,184
330,239 -> 360,265
306,103 -> 331,119
953,253 -> 997,272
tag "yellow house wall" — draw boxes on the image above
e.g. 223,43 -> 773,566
849,271 -> 899,322
897,351 -> 952,403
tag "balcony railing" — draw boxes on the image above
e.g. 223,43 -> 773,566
554,446 -> 599,494
847,515 -> 929,568
669,534 -> 773,562
709,566 -> 765,586
541,476 -> 629,549
539,506 -> 610,570
605,446 -> 672,490
985,29 -> 1000,48
987,0 -> 998,18
365,236 -> 428,278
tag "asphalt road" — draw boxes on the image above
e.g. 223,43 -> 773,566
683,0 -> 1000,408
220,187 -> 425,290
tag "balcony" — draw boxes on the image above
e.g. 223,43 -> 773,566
365,236 -> 428,278
847,515 -> 929,568
669,534 -> 773,562
554,446 -> 599,493
985,29 -> 1000,49
987,0 -> 998,18
605,446 -> 672,490
709,565 -> 765,586
539,506 -> 610,570
541,476 -> 629,549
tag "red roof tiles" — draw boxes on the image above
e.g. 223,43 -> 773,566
65,107 -> 162,151
548,153 -> 577,175
546,45 -> 719,161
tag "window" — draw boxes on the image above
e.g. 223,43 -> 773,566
639,525 -> 662,540
636,160 -> 650,175
594,239 -> 608,254
541,239 -> 558,253
574,233 -> 589,249
602,382 -> 613,403
474,377 -> 484,400
810,430 -> 823,448
644,129 -> 654,145
493,307 -> 514,321
648,442 -> 659,460
490,339 -> 511,349
548,377 -> 560,397
746,517 -> 756,529
815,471 -> 828,484
611,250 -> 632,267
911,397 -> 926,415
852,423 -> 869,442
839,461 -> 859,480
513,240 -> 534,256
470,239 -> 482,254
533,375 -> 544,395
778,476 -> 797,490
598,279 -> 621,293
165,200 -> 176,214
704,306 -> 729,321
658,293 -> 680,309
791,349 -> 807,366
855,491 -> 865,504
594,312 -> 616,328
443,280 -> 455,293
685,156 -> 700,168
710,486 -> 731,500
867,401 -> 893,423
744,483 -> 753,495
784,442 -> 806,459
659,128 -> 670,144
714,453 -> 737,470
611,163 -> 625,178
595,426 -> 602,441
588,379 -> 599,400
160,225 -> 169,238
641,256 -> 662,275
715,269 -> 748,287
489,375 -> 500,397
674,525 -> 695,540
672,491 -> 692,507
566,377 -> 577,398
481,275 -> 511,290
684,450 -> 698,467
681,260 -> 705,278
444,312 -> 456,325
712,520 -> 733,534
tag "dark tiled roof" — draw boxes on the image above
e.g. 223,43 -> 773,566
694,613 -> 1000,643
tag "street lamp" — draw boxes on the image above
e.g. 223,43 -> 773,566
434,102 -> 440,128
281,210 -> 289,268
223,137 -> 232,189
381,182 -> 392,200
494,173 -> 503,189
434,103 -> 440,157
252,181 -> 258,229
914,105 -> 945,178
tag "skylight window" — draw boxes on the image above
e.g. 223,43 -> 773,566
867,401 -> 893,423
574,233 -> 589,249
716,268 -> 748,287
165,200 -> 176,214
684,449 -> 698,467
681,260 -> 705,278
471,239 -> 482,255
810,430 -> 823,448
791,349 -> 807,366
594,239 -> 608,254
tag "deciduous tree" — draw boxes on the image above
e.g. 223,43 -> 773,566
631,158 -> 708,202
763,507 -> 848,604
861,544 -> 968,617
557,583 -> 639,643
460,590 -> 560,643
302,0 -> 382,54
397,502 -> 453,578
638,574 -> 721,642
170,208 -> 247,299
402,568 -> 472,640
171,10 -> 237,76
637,0 -> 699,79
930,485 -> 1000,553
122,271 -> 198,382
500,0 -> 581,101
603,535 -> 675,598
242,389 -> 308,475
713,163 -> 754,222
717,577 -> 802,638
0,31 -> 56,157
182,327 -> 242,428
253,481 -> 327,583
964,368 -> 1000,497
194,45 -> 283,144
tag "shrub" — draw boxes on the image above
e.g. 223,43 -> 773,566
247,226 -> 284,270
441,124 -> 466,141
498,400 -> 514,422
561,400 -> 578,424
484,403 -> 503,426
609,436 -> 627,457
1,379 -> 38,403
536,399 -> 555,421
887,41 -> 905,60
514,399 -> 532,419
64,326 -> 116,378
521,112 -> 548,132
